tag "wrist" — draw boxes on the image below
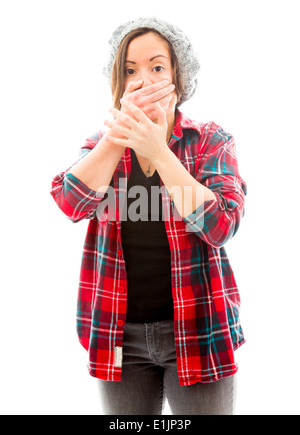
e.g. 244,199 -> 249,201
151,145 -> 172,168
99,131 -> 126,155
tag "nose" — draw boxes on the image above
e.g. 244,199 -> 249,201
140,72 -> 154,87
141,78 -> 153,88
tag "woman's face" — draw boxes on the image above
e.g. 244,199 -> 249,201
124,32 -> 177,112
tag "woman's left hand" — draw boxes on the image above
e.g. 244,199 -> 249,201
104,99 -> 169,164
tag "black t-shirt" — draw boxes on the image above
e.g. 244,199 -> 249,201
121,149 -> 174,323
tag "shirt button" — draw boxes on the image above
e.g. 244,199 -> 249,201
118,250 -> 122,257
117,320 -> 124,327
118,286 -> 125,294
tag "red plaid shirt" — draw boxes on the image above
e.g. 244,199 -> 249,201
50,109 -> 247,386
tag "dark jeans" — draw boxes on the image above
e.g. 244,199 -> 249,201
97,320 -> 236,415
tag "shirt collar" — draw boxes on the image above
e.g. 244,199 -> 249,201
171,108 -> 202,143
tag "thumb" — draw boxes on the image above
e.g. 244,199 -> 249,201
155,102 -> 167,126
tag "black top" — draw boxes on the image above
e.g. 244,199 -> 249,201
121,149 -> 174,323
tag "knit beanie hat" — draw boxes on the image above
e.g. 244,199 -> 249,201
103,16 -> 200,106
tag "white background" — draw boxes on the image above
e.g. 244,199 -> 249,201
1,0 -> 299,415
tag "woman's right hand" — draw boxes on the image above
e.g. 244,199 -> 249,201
121,79 -> 176,122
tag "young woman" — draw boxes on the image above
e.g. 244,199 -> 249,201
50,17 -> 247,415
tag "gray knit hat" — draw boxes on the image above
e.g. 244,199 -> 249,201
103,16 -> 200,106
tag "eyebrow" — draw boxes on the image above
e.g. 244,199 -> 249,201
125,55 -> 168,64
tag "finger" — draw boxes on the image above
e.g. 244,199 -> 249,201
104,119 -> 131,137
147,109 -> 160,122
155,102 -> 167,126
120,102 -> 140,122
105,135 -> 131,148
109,106 -> 118,120
136,80 -> 171,97
166,92 -> 177,111
120,99 -> 150,124
111,107 -> 138,129
123,79 -> 143,96
147,84 -> 176,103
157,93 -> 174,111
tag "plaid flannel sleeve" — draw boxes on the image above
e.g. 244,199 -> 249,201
183,129 -> 247,248
50,133 -> 105,223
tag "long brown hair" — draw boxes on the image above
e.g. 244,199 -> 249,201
111,28 -> 184,110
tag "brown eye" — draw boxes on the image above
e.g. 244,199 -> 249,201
153,66 -> 164,72
125,69 -> 135,75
